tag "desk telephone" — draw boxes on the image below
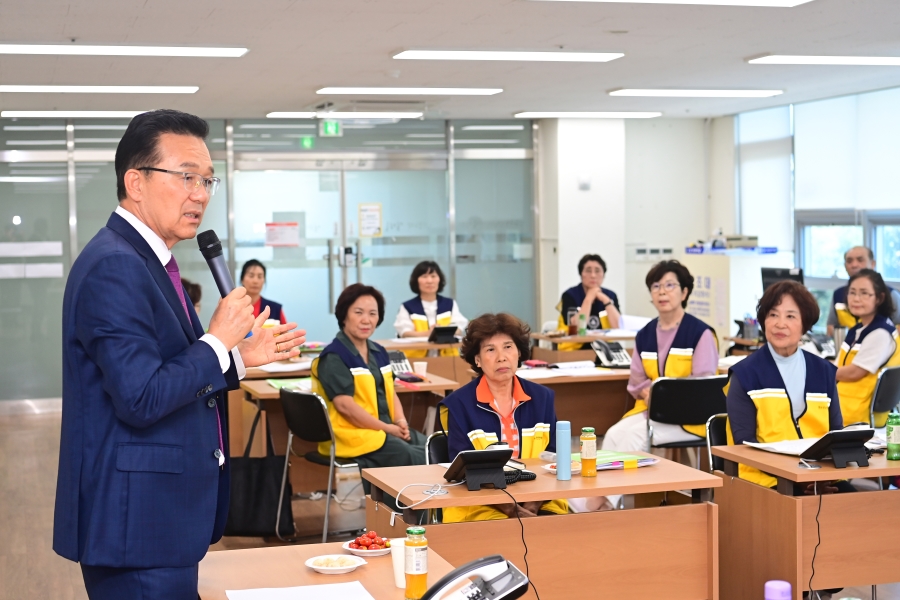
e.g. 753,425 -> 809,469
422,555 -> 529,600
591,340 -> 631,368
800,333 -> 836,359
388,351 -> 424,382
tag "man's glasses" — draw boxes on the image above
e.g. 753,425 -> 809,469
137,167 -> 220,196
650,282 -> 681,294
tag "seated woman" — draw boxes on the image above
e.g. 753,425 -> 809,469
836,269 -> 900,427
438,313 -> 567,522
394,260 -> 468,358
312,283 -> 426,504
728,281 -> 852,493
556,254 -> 621,350
240,259 -> 287,324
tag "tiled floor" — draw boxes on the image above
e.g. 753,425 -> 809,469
1,409 -> 897,599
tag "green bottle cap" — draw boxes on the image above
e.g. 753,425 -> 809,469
582,427 -> 595,434
406,526 -> 426,535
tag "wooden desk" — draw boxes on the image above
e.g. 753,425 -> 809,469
519,369 -> 633,435
363,457 -> 721,599
198,542 -> 454,600
376,339 -> 471,387
241,375 -> 460,494
712,445 -> 900,599
530,331 -> 636,364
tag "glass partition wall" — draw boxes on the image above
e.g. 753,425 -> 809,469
0,116 -> 536,400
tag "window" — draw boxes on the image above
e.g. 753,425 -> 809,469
800,225 -> 863,278
874,225 -> 900,281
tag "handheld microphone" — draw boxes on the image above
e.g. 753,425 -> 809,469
197,230 -> 235,298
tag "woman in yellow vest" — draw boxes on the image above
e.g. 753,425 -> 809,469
312,283 -> 426,506
835,269 -> 900,427
438,313 -> 567,522
727,281 -> 852,493
393,261 -> 468,358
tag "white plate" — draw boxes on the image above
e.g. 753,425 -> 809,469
342,540 -> 391,557
541,461 -> 582,475
305,554 -> 367,574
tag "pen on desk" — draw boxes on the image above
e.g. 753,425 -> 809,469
396,379 -> 420,391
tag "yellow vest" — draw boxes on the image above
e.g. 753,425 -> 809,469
834,302 -> 859,329
837,325 -> 900,427
402,296 -> 460,358
311,353 -> 395,458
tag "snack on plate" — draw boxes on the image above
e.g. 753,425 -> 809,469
312,556 -> 358,568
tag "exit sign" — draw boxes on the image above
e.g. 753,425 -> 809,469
319,120 -> 342,137
299,136 -> 314,149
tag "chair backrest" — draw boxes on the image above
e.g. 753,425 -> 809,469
872,365 -> 900,416
425,431 -> 450,465
279,389 -> 335,444
705,413 -> 729,473
648,375 -> 729,426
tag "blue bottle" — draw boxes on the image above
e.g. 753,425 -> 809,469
556,421 -> 572,481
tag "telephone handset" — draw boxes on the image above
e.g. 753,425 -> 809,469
591,340 -> 631,368
800,333 -> 836,359
422,555 -> 529,600
388,350 -> 413,375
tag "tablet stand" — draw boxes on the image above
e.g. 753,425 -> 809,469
465,465 -> 507,491
830,443 -> 869,468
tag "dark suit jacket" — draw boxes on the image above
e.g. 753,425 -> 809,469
54,212 -> 239,568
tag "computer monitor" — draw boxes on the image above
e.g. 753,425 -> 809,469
761,267 -> 804,291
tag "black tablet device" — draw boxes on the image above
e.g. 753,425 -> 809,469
428,325 -> 458,344
444,448 -> 514,491
800,428 -> 874,468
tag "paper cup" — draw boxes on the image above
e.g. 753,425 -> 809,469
413,362 -> 428,378
390,539 -> 406,588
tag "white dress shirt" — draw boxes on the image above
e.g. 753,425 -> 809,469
115,206 -> 245,379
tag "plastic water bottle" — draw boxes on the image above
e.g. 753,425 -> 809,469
887,413 -> 900,461
764,580 -> 791,600
556,421 -> 571,481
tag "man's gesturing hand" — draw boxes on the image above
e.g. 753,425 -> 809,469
207,287 -> 255,350
237,306 -> 307,368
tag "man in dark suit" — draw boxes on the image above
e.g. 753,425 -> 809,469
54,109 -> 306,599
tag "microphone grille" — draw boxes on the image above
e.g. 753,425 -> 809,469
197,229 -> 223,257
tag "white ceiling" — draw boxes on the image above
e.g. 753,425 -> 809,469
0,0 -> 899,119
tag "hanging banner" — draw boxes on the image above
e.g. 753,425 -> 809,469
265,222 -> 300,247
358,203 -> 383,237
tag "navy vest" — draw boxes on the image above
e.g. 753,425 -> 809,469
635,313 -> 711,363
259,297 -> 283,322
403,295 -> 454,320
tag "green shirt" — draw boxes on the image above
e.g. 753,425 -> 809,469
317,331 -> 393,425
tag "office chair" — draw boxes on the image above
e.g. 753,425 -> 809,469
278,388 -> 358,543
647,375 -> 728,468
705,413 -> 729,474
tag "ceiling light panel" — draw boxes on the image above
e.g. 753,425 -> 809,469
265,112 -> 316,119
0,110 -> 148,118
0,44 -> 248,57
316,112 -> 423,119
317,87 -> 502,96
610,89 -> 782,97
514,111 -> 662,118
749,55 -> 900,66
394,50 -> 623,62
462,125 -> 524,131
527,0 -> 813,5
0,85 -> 197,94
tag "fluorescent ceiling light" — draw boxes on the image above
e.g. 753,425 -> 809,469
462,125 -> 524,131
526,0 -> 813,5
317,87 -> 502,96
394,50 -> 622,62
265,112 -> 316,118
0,176 -> 66,183
240,124 -> 316,129
453,139 -> 518,144
5,140 -> 66,146
1,110 -> 148,118
749,55 -> 900,66
317,112 -> 423,119
0,44 -> 248,57
514,111 -> 662,118
74,125 -> 128,130
610,89 -> 782,97
0,85 -> 197,94
268,111 -> 423,119
406,133 -> 445,138
4,125 -> 65,131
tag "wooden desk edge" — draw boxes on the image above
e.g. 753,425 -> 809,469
711,444 -> 900,483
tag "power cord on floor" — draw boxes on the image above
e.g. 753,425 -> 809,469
808,482 -> 822,597
499,487 -> 541,600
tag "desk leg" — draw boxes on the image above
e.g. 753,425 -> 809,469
692,488 -> 712,503
722,458 -> 739,477
776,476 -> 795,496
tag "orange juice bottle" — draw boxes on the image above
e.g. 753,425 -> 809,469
580,427 -> 597,477
404,526 -> 428,599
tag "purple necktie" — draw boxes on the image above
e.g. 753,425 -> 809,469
165,255 -> 225,465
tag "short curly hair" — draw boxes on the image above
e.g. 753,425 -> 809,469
756,280 -> 819,334
334,283 -> 385,330
461,313 -> 531,375
645,260 -> 694,309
